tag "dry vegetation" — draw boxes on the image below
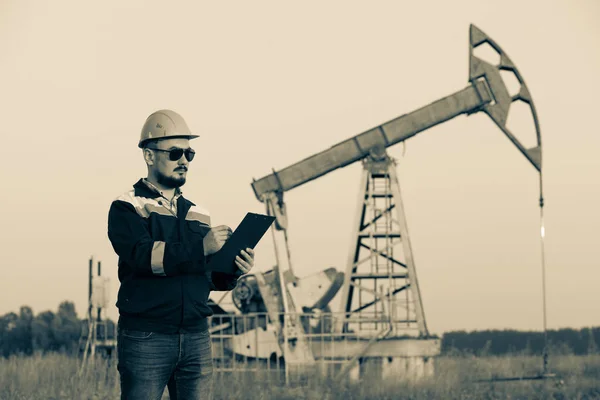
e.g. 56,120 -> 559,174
0,353 -> 599,400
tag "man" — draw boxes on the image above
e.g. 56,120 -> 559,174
107,109 -> 254,400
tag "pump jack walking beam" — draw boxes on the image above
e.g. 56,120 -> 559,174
251,24 -> 541,204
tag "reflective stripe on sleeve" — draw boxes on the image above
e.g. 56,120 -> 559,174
151,241 -> 166,276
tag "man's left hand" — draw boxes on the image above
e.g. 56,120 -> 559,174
235,248 -> 254,274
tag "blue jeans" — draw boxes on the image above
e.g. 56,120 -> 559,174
117,325 -> 214,400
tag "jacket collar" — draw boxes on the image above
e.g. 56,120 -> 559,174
133,178 -> 192,205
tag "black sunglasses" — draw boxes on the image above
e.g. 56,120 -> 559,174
148,147 -> 195,162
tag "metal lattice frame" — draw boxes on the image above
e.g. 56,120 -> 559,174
336,151 -> 428,338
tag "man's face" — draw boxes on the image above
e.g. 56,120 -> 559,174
145,138 -> 194,189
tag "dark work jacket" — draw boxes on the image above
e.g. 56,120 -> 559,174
107,178 -> 242,333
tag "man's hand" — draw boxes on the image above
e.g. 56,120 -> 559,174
203,225 -> 232,256
235,248 -> 254,274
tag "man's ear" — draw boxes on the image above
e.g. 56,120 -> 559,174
143,148 -> 155,166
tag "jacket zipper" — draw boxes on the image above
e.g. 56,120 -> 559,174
177,196 -> 186,331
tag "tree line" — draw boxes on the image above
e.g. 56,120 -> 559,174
442,327 -> 600,356
0,302 -> 85,357
0,302 -> 598,358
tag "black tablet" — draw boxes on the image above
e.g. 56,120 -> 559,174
207,212 -> 276,274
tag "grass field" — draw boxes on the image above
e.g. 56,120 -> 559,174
0,352 -> 599,399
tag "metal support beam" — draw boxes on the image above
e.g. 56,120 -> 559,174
251,80 -> 493,200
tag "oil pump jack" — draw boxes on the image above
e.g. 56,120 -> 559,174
215,24 -> 544,381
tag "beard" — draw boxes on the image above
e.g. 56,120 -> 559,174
156,170 -> 186,188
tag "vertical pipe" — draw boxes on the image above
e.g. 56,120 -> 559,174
87,256 -> 95,360
88,257 -> 93,322
539,172 -> 549,375
97,261 -> 102,322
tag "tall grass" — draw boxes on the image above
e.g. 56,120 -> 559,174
1,352 -> 599,399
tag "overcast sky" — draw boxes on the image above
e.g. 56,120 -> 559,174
0,0 -> 598,335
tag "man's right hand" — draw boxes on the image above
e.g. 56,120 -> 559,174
203,225 -> 233,256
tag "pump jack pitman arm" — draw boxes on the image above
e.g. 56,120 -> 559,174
251,24 -> 542,209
